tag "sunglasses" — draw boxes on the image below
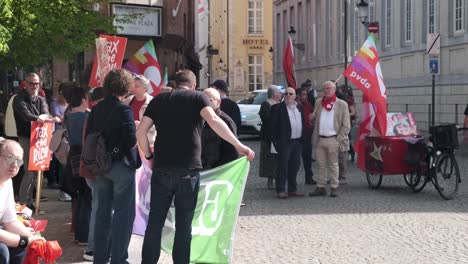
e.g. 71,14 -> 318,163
285,92 -> 295,96
27,81 -> 40,86
1,155 -> 23,167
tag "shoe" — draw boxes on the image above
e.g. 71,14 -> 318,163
309,187 -> 327,197
305,179 -> 317,185
83,250 -> 93,261
288,192 -> 305,197
330,188 -> 339,197
276,192 -> 288,199
267,178 -> 274,190
58,191 -> 72,202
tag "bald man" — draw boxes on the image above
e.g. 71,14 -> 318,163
310,81 -> 350,197
201,88 -> 239,169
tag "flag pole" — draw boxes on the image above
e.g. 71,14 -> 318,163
335,74 -> 344,84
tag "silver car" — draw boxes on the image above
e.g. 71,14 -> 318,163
237,90 -> 269,135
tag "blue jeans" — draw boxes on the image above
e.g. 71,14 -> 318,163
86,178 -> 97,252
93,161 -> 135,264
141,168 -> 200,264
276,139 -> 302,193
74,186 -> 92,243
0,243 -> 26,264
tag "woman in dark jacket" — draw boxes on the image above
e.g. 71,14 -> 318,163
84,69 -> 137,264
258,85 -> 282,189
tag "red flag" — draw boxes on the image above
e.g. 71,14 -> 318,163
89,35 -> 127,87
283,37 -> 296,88
343,34 -> 387,171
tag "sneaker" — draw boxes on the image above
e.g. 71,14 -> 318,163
83,250 -> 93,261
58,191 -> 72,202
309,187 -> 327,197
330,188 -> 339,197
276,192 -> 288,199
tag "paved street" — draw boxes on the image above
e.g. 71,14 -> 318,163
41,136 -> 468,264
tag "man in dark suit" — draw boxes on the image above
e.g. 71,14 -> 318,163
211,80 -> 241,128
271,87 -> 305,199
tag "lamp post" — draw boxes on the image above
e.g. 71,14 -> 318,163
287,27 -> 305,51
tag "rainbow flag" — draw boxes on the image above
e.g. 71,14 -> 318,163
343,33 -> 387,171
124,40 -> 162,96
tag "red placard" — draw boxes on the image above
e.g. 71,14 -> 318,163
29,122 -> 53,171
89,35 -> 128,87
30,219 -> 48,232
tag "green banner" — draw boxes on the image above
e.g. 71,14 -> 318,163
161,157 -> 250,263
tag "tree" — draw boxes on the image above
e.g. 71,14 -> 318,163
0,0 -> 117,68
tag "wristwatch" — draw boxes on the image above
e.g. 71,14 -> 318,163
145,153 -> 154,160
18,235 -> 28,248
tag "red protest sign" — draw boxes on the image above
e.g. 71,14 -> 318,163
30,219 -> 48,232
89,35 -> 128,87
29,122 -> 53,171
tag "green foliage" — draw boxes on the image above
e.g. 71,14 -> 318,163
0,0 -> 117,68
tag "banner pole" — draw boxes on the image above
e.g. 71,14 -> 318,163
335,74 -> 344,84
35,170 -> 43,216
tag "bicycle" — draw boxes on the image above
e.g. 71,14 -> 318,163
404,124 -> 462,200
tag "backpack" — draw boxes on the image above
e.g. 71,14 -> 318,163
49,128 -> 69,166
81,104 -> 120,176
81,131 -> 112,176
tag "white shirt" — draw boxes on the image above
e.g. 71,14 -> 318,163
286,102 -> 302,139
319,107 -> 337,136
0,180 -> 17,226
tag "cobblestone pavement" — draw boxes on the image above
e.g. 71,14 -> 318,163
41,136 -> 468,264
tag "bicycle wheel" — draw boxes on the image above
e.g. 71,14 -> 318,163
366,172 -> 382,189
434,153 -> 460,200
403,167 -> 428,193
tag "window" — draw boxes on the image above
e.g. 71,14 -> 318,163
248,55 -> 263,91
404,0 -> 412,42
428,0 -> 435,33
385,0 -> 392,46
455,0 -> 464,32
353,8 -> 360,52
248,0 -> 263,34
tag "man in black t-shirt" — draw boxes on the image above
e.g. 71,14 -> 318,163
137,70 -> 254,264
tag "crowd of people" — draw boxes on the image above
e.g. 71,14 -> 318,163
0,69 -> 254,263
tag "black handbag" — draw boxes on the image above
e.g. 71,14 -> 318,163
123,146 -> 142,169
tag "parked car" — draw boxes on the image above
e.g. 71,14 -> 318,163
237,90 -> 267,135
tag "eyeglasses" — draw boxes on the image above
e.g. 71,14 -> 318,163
1,155 -> 23,167
27,81 -> 40,86
285,92 -> 295,96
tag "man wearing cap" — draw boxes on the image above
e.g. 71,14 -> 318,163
210,80 -> 241,128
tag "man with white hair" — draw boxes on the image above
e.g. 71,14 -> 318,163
309,81 -> 350,197
0,140 -> 44,263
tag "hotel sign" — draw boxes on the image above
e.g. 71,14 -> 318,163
112,4 -> 162,37
243,39 -> 269,50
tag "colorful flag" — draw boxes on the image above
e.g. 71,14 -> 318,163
133,157 -> 250,263
343,33 -> 387,171
282,37 -> 296,89
124,40 -> 163,96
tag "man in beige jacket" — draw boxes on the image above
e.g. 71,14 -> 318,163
309,81 -> 350,197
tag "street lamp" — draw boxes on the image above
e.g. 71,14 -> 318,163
287,27 -> 305,51
268,46 -> 274,60
356,0 -> 369,27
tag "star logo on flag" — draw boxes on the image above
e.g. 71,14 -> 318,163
370,143 -> 383,161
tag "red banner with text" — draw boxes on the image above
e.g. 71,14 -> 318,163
29,122 -> 53,171
89,35 -> 128,87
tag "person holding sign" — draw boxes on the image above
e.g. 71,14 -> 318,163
0,139 -> 44,264
12,73 -> 59,211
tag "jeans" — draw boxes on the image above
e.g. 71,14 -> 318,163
18,136 -> 36,206
74,186 -> 92,243
0,243 -> 26,264
276,139 -> 302,193
93,161 -> 135,264
141,168 -> 200,264
86,178 -> 97,252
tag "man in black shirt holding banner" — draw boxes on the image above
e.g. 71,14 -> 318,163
137,70 -> 254,264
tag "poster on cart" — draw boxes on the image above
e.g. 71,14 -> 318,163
385,112 -> 418,136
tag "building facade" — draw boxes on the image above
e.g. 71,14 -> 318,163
208,0 -> 274,100
274,0 -> 468,129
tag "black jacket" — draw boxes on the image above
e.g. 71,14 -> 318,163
85,95 -> 136,159
201,109 -> 239,169
220,98 -> 241,128
270,102 -> 305,152
259,101 -> 273,141
13,90 -> 50,137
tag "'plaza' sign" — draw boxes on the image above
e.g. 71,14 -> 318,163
112,4 -> 162,37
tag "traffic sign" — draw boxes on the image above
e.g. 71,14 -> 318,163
427,33 -> 440,55
429,54 -> 440,75
368,22 -> 379,34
